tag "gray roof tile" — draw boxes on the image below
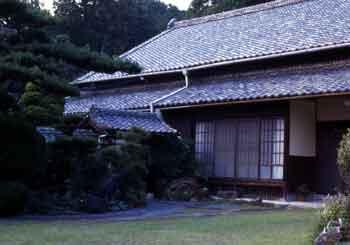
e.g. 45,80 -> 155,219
64,86 -> 180,114
119,0 -> 350,74
89,107 -> 176,133
74,71 -> 129,83
155,61 -> 350,107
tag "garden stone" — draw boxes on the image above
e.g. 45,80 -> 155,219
314,230 -> 342,245
146,193 -> 154,200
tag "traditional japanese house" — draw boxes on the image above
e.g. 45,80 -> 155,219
65,0 -> 350,197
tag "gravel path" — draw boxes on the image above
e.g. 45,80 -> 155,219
0,200 -> 282,223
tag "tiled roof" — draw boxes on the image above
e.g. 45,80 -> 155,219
74,71 -> 129,83
89,107 -> 176,133
36,127 -> 64,142
64,86 -> 181,115
120,0 -> 350,74
154,61 -> 350,108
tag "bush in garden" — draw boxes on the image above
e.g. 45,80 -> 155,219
145,134 -> 198,197
0,182 -> 28,216
112,128 -> 198,198
47,136 -> 98,195
0,115 -> 47,186
79,154 -> 110,194
313,129 -> 350,241
98,142 -> 148,207
338,129 -> 350,189
313,194 -> 350,240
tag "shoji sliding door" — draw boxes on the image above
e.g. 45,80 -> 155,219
195,117 -> 285,180
214,119 -> 236,178
236,119 -> 260,179
195,121 -> 215,177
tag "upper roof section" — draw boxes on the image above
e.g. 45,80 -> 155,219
122,0 -> 350,71
73,0 -> 350,84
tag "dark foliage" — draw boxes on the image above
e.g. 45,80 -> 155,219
0,182 -> 28,216
145,134 -> 198,197
47,136 -> 98,188
99,142 -> 148,207
0,0 -> 140,126
54,0 -> 185,55
338,129 -> 350,190
107,129 -> 198,200
0,115 -> 46,185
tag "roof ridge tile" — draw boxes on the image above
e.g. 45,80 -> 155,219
174,0 -> 310,28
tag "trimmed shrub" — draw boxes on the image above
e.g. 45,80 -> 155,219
0,116 -> 47,185
313,129 -> 350,241
313,194 -> 350,240
98,142 -> 148,207
338,129 -> 350,189
0,182 -> 28,216
47,136 -> 98,187
111,128 -> 198,198
145,134 -> 198,197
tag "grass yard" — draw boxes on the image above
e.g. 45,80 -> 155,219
0,209 -> 318,245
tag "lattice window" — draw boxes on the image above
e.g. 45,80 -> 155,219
260,118 -> 285,180
237,119 -> 260,179
214,119 -> 236,178
195,121 -> 215,177
195,117 -> 285,180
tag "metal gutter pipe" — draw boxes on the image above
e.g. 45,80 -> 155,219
149,69 -> 189,113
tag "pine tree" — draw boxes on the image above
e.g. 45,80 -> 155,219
0,0 -> 140,125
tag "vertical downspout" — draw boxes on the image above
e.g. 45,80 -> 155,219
150,69 -> 189,113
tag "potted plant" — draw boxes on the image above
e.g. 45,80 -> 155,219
296,184 -> 311,202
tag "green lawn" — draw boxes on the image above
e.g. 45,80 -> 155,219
0,209 -> 318,245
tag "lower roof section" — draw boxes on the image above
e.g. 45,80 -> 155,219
155,60 -> 350,108
65,60 -> 350,115
64,85 -> 180,115
89,107 -> 176,134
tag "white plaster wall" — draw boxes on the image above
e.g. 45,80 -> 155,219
317,96 -> 350,122
289,100 -> 316,157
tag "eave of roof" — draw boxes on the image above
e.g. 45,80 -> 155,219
64,84 -> 182,115
154,60 -> 350,108
89,107 -> 177,134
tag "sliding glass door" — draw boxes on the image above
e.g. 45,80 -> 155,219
195,117 -> 285,181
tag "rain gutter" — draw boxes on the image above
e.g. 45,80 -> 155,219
149,69 -> 189,113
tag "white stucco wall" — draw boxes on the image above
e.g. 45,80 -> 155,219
289,100 -> 316,157
317,96 -> 350,122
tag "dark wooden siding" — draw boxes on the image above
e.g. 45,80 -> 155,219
162,101 -> 289,183
162,101 -> 289,132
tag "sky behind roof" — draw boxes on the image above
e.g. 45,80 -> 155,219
41,0 -> 191,11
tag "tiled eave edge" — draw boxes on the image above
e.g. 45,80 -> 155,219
157,91 -> 350,111
71,42 -> 350,85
